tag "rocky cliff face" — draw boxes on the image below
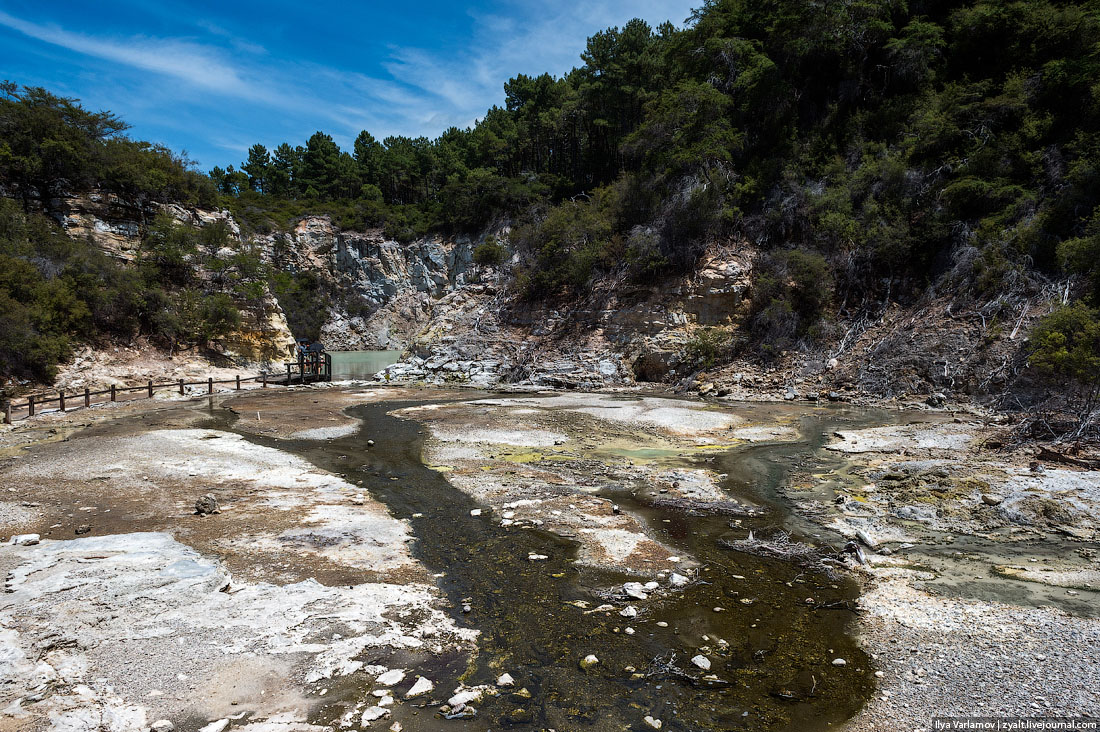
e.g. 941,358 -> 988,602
53,192 -> 295,365
255,216 -> 477,351
49,194 -> 1050,404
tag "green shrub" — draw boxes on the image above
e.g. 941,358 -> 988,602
745,249 -> 833,359
682,327 -> 729,370
1029,302 -> 1100,390
473,238 -> 506,266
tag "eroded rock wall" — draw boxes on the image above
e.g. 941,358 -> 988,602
51,192 -> 295,366
45,193 -> 1051,403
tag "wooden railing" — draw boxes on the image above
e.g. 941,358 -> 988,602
2,353 -> 336,425
2,372 -> 272,425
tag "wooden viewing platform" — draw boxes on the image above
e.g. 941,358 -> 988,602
2,354 -> 333,425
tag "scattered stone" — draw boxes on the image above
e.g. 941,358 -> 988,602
623,582 -> 648,600
197,721 -> 229,732
644,716 -> 663,729
496,673 -> 515,688
625,627 -> 635,635
376,669 -> 406,686
448,688 -> 487,707
194,494 -> 219,515
462,603 -> 472,613
406,676 -> 434,698
927,393 -> 947,408
9,534 -> 39,546
850,528 -> 879,550
150,721 -> 174,732
580,654 -> 600,670
75,524 -> 91,535
657,621 -> 669,628
362,706 -> 391,724
874,671 -> 885,678
367,439 -> 375,447
389,724 -> 403,732
832,658 -> 847,667
514,687 -> 532,699
527,553 -> 548,561
378,695 -> 395,707
691,655 -> 712,671
470,508 -> 482,516
444,706 -> 477,720
982,493 -> 1005,506
669,572 -> 689,587
620,605 -> 638,618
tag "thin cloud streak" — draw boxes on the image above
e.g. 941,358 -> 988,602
0,1 -> 698,168
0,10 -> 258,99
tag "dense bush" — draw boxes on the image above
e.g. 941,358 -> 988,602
0,82 -> 215,207
473,237 -> 507,266
1029,303 -> 1100,394
746,249 -> 833,359
682,327 -> 730,371
0,201 -> 252,387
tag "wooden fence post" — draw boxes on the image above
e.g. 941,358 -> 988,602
236,374 -> 241,390
179,379 -> 184,396
28,395 -> 34,417
262,372 -> 267,389
110,385 -> 116,402
148,380 -> 153,399
3,402 -> 10,425
208,377 -> 213,394
84,387 -> 90,408
59,391 -> 65,412
286,364 -> 292,386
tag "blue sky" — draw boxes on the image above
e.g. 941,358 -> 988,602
0,1 -> 698,171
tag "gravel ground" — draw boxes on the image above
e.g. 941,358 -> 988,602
845,569 -> 1100,731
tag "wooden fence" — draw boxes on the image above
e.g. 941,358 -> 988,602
3,354 -> 332,425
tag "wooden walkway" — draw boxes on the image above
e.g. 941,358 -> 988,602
3,354 -> 333,425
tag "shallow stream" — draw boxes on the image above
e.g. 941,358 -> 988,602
219,396 -> 901,731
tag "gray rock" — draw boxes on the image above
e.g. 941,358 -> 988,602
197,721 -> 229,732
150,721 -> 175,732
362,706 -> 391,724
195,494 -> 219,516
982,493 -> 1005,506
691,654 -> 711,671
10,534 -> 40,546
669,572 -> 690,587
405,676 -> 434,698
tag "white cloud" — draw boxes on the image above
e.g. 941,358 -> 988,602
0,9 -> 262,99
0,1 -> 699,166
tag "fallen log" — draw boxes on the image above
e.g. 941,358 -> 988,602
1036,446 -> 1100,469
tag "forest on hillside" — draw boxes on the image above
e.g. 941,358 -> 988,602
213,0 -> 1100,385
1,0 -> 1099,399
